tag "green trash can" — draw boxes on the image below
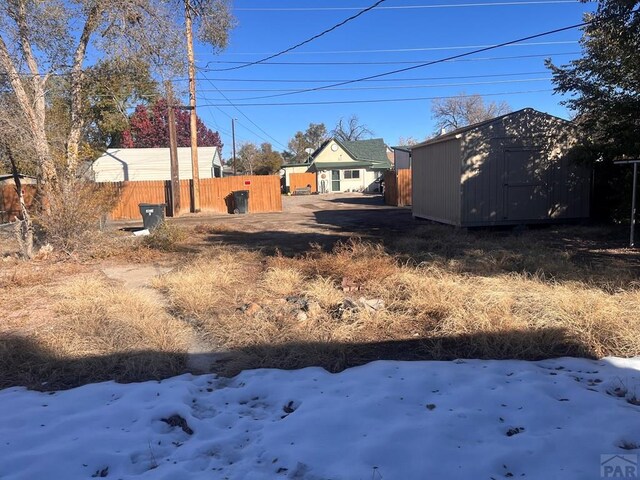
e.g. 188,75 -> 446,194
232,190 -> 249,214
139,203 -> 166,231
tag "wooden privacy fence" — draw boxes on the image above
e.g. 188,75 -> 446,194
1,184 -> 37,223
289,172 -> 317,194
105,175 -> 282,220
384,169 -> 412,207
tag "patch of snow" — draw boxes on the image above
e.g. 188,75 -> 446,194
2,358 -> 640,479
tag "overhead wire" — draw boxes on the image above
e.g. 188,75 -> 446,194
209,40 -> 577,57
216,0 -> 387,72
198,74 -> 289,150
194,69 -> 556,83
199,89 -> 554,107
199,51 -> 581,68
221,19 -> 604,101
235,1 -> 579,11
198,76 -> 551,94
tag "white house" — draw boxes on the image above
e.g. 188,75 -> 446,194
90,147 -> 223,182
281,138 -> 392,194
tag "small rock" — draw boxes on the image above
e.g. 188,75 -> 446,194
306,300 -> 322,316
244,303 -> 262,316
341,277 -> 361,292
286,296 -> 308,310
296,311 -> 308,322
506,427 -> 525,437
358,297 -> 385,312
161,415 -> 194,435
342,298 -> 358,311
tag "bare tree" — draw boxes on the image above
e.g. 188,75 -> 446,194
0,0 -> 234,202
332,115 -> 374,142
396,136 -> 420,147
287,123 -> 328,162
237,142 -> 259,175
431,93 -> 511,133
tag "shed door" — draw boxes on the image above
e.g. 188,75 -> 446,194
503,149 -> 549,221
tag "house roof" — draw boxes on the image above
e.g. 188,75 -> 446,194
340,138 -> 391,168
411,108 -> 572,149
96,146 -> 220,164
0,173 -> 37,184
310,138 -> 392,170
308,161 -> 377,172
281,162 -> 312,169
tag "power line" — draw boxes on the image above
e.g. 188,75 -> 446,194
194,69 -> 553,83
209,40 -> 577,56
2,51 -> 578,80
198,51 -> 581,68
202,98 -> 276,145
199,89 -> 553,107
225,20 -> 595,101
198,74 -> 289,150
235,1 -> 578,10
198,76 -> 551,94
217,0 -> 387,72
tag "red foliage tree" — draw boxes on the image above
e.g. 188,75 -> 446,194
121,99 -> 223,152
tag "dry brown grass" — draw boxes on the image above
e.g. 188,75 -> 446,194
3,224 -> 639,388
0,277 -> 191,390
156,239 -> 640,375
153,249 -> 263,320
390,224 -> 638,289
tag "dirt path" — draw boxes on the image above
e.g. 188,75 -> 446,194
101,264 -> 219,373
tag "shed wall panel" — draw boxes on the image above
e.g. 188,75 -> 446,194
458,109 -> 591,226
411,138 -> 461,225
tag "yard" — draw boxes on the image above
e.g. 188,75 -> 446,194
1,193 -> 639,390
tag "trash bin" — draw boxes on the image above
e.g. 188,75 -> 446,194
232,190 -> 249,214
139,203 -> 166,231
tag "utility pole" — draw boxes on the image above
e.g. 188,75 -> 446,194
166,81 -> 180,216
232,118 -> 237,175
185,0 -> 200,212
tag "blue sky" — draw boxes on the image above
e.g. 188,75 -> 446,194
182,0 -> 596,157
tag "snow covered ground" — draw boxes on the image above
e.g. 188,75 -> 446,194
2,358 -> 640,479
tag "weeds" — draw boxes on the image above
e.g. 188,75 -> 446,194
142,222 -> 187,251
0,277 -> 190,390
155,239 -> 640,376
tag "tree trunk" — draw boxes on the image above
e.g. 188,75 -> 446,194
5,145 -> 34,259
0,14 -> 56,206
66,5 -> 100,177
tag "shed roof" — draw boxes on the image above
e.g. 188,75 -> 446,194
412,108 -> 572,149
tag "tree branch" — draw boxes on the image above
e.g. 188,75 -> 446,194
0,33 -> 38,133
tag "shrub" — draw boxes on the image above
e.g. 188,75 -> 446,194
142,222 -> 186,251
36,178 -> 119,252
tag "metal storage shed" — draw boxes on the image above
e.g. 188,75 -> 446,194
411,108 -> 591,227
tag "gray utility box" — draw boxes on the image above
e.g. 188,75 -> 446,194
232,190 -> 249,214
139,203 -> 166,231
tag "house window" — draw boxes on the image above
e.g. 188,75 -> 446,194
344,170 -> 360,179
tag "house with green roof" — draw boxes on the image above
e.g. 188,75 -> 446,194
282,138 -> 392,194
